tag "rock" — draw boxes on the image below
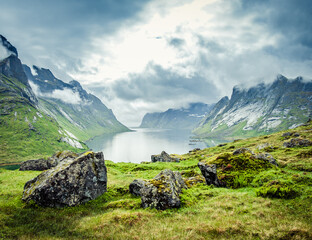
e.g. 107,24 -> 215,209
129,179 -> 146,197
189,148 -> 200,153
283,138 -> 312,148
218,143 -> 227,147
22,151 -> 107,207
151,151 -> 179,163
130,169 -> 187,210
19,158 -> 58,171
19,150 -> 79,171
282,132 -> 300,138
233,148 -> 254,155
256,153 -> 278,166
183,175 -> 206,188
198,162 -> 221,187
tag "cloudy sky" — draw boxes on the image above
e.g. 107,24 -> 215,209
1,0 -> 312,126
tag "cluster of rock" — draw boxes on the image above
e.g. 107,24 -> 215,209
151,151 -> 180,163
283,138 -> 312,148
21,151 -> 107,207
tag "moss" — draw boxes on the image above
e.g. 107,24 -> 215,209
205,152 -> 275,188
256,180 -> 301,199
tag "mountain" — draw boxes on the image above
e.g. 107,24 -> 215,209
23,64 -> 129,141
193,75 -> 312,140
0,35 -> 87,164
140,102 -> 215,129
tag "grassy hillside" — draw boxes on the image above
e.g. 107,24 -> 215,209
0,122 -> 311,239
0,75 -> 88,164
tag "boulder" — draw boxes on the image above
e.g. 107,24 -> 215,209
19,150 -> 79,171
283,138 -> 312,148
256,153 -> 278,166
233,148 -> 254,155
19,158 -> 58,171
129,169 -> 187,210
282,132 -> 300,139
129,179 -> 146,197
151,151 -> 180,163
198,162 -> 221,187
22,151 -> 107,207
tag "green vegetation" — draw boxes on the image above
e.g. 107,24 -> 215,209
0,122 -> 312,239
0,75 -> 88,164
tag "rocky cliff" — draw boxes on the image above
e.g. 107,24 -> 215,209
193,75 -> 312,139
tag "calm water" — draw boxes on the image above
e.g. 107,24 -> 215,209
86,128 -> 210,163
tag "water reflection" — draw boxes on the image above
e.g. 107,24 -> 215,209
86,128 -> 209,163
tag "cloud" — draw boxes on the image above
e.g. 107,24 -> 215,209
2,0 -> 312,126
0,0 -> 152,80
29,81 -> 82,105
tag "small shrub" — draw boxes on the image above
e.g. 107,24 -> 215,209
256,180 -> 300,199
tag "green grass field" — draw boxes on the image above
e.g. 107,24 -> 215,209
0,123 -> 311,239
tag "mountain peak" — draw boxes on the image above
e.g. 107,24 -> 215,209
32,65 -> 56,82
0,35 -> 18,60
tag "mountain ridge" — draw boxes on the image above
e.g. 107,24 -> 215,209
194,75 -> 312,140
140,102 -> 215,129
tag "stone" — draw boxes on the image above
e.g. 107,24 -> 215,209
151,151 -> 179,163
198,162 -> 221,187
283,138 -> 312,148
22,151 -> 107,207
189,148 -> 200,153
256,153 -> 278,166
233,148 -> 254,155
129,179 -> 146,197
183,175 -> 206,188
19,158 -> 58,171
19,150 -> 79,171
282,132 -> 300,139
130,169 -> 187,210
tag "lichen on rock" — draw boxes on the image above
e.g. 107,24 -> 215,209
22,151 -> 107,207
129,169 -> 187,210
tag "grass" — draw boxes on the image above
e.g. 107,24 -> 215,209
0,122 -> 312,239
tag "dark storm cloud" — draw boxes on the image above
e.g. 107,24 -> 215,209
0,0 -> 151,80
111,62 -> 221,103
233,0 -> 312,60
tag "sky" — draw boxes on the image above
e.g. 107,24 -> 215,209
1,0 -> 312,126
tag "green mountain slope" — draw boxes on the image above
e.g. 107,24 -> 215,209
0,74 -> 87,164
24,65 -> 129,141
0,35 -> 88,164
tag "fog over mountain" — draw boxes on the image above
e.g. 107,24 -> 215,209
1,0 -> 312,126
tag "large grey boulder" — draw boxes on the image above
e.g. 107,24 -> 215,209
129,169 -> 187,210
198,162 -> 221,187
151,151 -> 180,162
22,151 -> 107,207
19,150 -> 79,171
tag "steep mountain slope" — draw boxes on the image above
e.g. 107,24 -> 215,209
0,35 -> 87,164
140,102 -> 215,129
24,65 -> 129,141
194,75 -> 312,139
